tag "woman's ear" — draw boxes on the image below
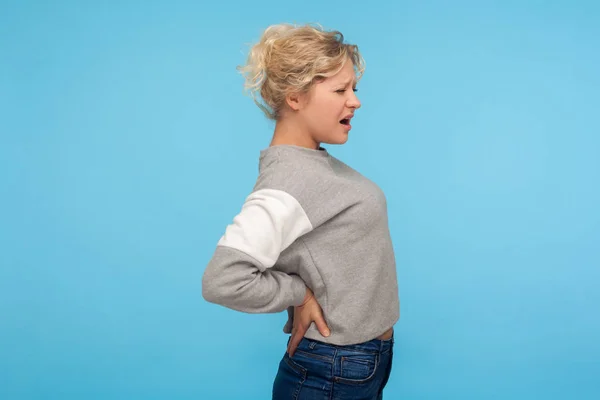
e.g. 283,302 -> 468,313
285,91 -> 308,112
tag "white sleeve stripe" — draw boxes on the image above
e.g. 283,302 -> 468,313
217,188 -> 313,270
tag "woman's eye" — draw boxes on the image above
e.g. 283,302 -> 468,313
336,88 -> 358,94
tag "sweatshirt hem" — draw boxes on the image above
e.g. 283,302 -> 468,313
299,312 -> 400,346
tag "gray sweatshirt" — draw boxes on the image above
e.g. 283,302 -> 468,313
202,144 -> 400,345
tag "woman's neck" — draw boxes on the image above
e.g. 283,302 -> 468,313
270,118 -> 319,150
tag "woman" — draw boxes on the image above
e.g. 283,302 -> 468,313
202,23 -> 400,400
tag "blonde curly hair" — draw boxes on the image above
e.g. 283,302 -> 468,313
237,23 -> 365,120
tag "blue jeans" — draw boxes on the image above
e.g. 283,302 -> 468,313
272,334 -> 394,400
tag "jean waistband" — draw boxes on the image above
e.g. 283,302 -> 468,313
292,333 -> 394,356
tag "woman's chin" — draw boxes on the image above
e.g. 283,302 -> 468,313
322,134 -> 350,145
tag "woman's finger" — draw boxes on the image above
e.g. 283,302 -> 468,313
287,324 -> 307,357
313,312 -> 330,337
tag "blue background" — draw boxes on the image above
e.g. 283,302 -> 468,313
1,1 -> 599,399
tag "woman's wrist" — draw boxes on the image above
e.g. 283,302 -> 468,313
299,288 -> 313,307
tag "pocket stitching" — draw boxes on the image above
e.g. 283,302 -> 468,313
341,356 -> 375,366
294,349 -> 334,363
335,354 -> 379,385
284,353 -> 307,378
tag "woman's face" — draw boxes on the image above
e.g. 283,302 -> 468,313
298,60 -> 362,145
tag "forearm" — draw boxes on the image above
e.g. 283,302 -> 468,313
202,246 -> 307,313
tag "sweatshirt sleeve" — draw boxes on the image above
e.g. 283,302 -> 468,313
202,188 -> 313,313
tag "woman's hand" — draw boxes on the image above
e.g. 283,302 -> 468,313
287,288 -> 330,357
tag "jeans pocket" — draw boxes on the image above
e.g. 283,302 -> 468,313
283,353 -> 307,377
273,354 -> 306,400
335,353 -> 379,384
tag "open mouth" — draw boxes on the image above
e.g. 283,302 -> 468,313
340,118 -> 350,126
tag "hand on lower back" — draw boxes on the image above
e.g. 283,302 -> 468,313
287,288 -> 330,357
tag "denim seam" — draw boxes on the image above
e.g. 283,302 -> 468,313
340,356 -> 375,366
294,349 -> 333,363
328,348 -> 338,400
283,355 -> 306,399
333,348 -> 379,356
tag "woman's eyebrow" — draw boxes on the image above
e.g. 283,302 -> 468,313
336,78 -> 356,87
